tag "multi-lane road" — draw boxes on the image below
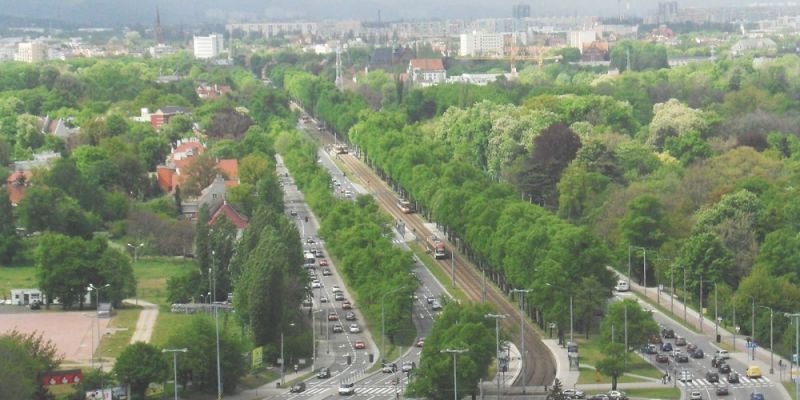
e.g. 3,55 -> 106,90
617,290 -> 781,400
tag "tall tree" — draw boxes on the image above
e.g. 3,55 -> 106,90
516,123 -> 581,208
182,153 -> 223,196
113,342 -> 167,399
596,343 -> 627,390
0,187 -> 18,264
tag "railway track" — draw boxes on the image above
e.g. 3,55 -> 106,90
314,131 -> 556,387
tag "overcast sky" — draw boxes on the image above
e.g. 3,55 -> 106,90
0,0 -> 757,25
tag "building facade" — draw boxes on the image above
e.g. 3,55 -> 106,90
14,42 -> 47,63
459,31 -> 505,57
193,34 -> 224,59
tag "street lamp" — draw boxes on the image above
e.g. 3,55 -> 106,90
126,242 -> 144,262
162,348 -> 188,400
784,312 -> 800,400
280,322 -> 296,386
545,283 -> 573,344
629,246 -> 647,295
381,286 -> 407,361
698,278 -> 713,333
748,295 -> 756,361
758,305 -> 774,374
209,250 -> 222,400
485,313 -> 507,398
441,348 -> 469,400
510,288 -> 532,392
87,284 -> 110,366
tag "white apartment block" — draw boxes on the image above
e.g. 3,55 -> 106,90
14,42 -> 47,63
226,22 -> 317,38
193,34 -> 225,59
459,31 -> 505,57
568,30 -> 597,50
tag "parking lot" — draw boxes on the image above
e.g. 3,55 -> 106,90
0,306 -> 109,363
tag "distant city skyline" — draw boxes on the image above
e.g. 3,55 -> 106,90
0,0 -> 770,26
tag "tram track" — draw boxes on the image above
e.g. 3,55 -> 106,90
314,130 -> 556,387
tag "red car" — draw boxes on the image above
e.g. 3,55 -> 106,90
328,312 -> 339,321
354,340 -> 366,349
319,259 -> 329,267
342,301 -> 352,310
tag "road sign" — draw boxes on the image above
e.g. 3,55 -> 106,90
794,354 -> 798,363
746,342 -> 759,349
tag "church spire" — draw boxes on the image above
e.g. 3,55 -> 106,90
154,6 -> 164,44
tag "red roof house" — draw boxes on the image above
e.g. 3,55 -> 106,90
5,170 -> 33,206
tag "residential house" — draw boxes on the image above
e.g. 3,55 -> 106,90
4,170 -> 32,206
150,106 -> 190,130
37,116 -> 80,141
407,59 -> 447,87
181,175 -> 229,220
155,138 -> 239,194
196,84 -> 233,99
11,150 -> 60,171
209,201 -> 249,239
731,38 -> 777,57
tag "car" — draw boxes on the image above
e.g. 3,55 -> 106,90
676,354 -> 689,363
588,396 -> 610,400
382,363 -> 398,373
333,324 -> 344,333
656,354 -> 669,363
345,311 -> 356,320
306,237 -> 315,244
354,340 -> 366,349
335,292 -> 345,301
642,344 -> 658,355
332,285 -> 342,293
691,349 -> 704,359
563,389 -> 586,399
746,366 -> 762,378
675,336 -> 687,346
718,363 -> 731,374
319,259 -> 329,267
328,312 -> 339,321
706,372 -> 720,383
338,382 -> 355,396
716,385 -> 729,396
290,210 -> 298,216
679,370 -> 693,382
342,301 -> 352,309
402,361 -> 416,372
320,296 -> 329,303
426,296 -> 435,304
649,334 -> 663,345
661,342 -> 673,352
290,382 -> 306,393
29,300 -> 41,310
615,280 -> 629,292
750,392 -> 765,400
686,343 -> 698,353
662,328 -> 675,339
716,350 -> 730,360
431,301 -> 442,311
689,391 -> 702,400
323,268 -> 333,276
727,372 -> 740,383
349,324 -> 361,333
317,367 -> 331,379
607,390 -> 627,400
671,349 -> 682,358
312,280 -> 322,289
711,356 -> 721,368
345,190 -> 353,197
416,337 -> 425,347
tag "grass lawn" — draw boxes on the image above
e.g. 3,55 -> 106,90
584,387 -> 680,399
239,368 -> 281,389
408,242 -> 468,304
97,306 -> 142,360
133,257 -> 197,307
0,265 -> 37,299
576,335 -> 663,384
785,382 -> 797,400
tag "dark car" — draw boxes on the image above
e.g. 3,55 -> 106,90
656,354 -> 669,363
727,372 -> 740,383
706,372 -> 720,383
290,382 -> 306,393
716,386 -> 729,396
718,363 -> 731,374
29,300 -> 41,310
663,329 -> 676,339
750,392 -> 764,400
588,396 -> 610,400
675,336 -> 687,346
317,367 -> 331,379
686,343 -> 698,353
649,334 -> 663,345
642,344 -> 658,355
691,349 -> 704,359
661,342 -> 673,352
676,354 -> 689,363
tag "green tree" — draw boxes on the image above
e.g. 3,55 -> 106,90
2,329 -> 62,399
16,186 -> 97,239
664,131 -> 712,165
0,187 -> 19,264
546,378 -> 569,400
620,194 -> 666,250
516,123 -> 582,208
113,342 -> 167,399
596,343 -> 627,390
600,299 -> 659,351
0,335 -> 38,399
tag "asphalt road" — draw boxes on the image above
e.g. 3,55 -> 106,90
615,290 -> 781,400
267,120 -> 449,399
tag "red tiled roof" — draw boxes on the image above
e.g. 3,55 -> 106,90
5,170 -> 33,206
409,58 -> 445,71
209,202 -> 248,230
174,141 -> 204,155
216,159 -> 238,180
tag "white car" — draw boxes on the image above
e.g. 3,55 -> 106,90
338,382 -> 355,396
716,350 -> 730,359
402,361 -> 415,372
615,280 -> 629,292
311,280 -> 322,289
332,285 -> 342,293
345,190 -> 353,197
689,391 -> 702,400
349,324 -> 361,333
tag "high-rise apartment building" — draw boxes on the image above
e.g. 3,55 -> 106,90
193,34 -> 224,59
512,4 -> 531,19
14,42 -> 47,63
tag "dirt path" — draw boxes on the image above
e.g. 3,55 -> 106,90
124,299 -> 158,344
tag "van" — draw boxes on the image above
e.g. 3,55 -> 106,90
615,280 -> 629,292
746,365 -> 762,378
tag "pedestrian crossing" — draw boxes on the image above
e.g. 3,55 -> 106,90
679,376 -> 772,388
283,385 -> 402,397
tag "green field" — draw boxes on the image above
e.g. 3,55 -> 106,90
585,387 -> 681,399
0,265 -> 37,299
97,307 -> 141,360
576,335 -> 663,384
133,258 -> 197,307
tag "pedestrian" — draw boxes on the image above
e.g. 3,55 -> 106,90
668,374 -> 672,383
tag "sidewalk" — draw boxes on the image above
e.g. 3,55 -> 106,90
123,298 -> 157,344
610,267 -> 794,398
482,342 -> 524,393
542,338 -> 580,388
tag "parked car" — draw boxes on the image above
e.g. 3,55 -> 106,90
691,349 -> 704,359
29,300 -> 41,310
354,340 -> 366,349
563,388 -> 586,399
656,354 -> 669,363
607,390 -> 627,400
317,367 -> 331,379
345,312 -> 356,321
290,382 -> 306,393
716,385 -> 729,396
746,366 -> 762,378
675,336 -> 687,346
333,324 -> 344,333
727,372 -> 740,383
588,396 -> 609,400
642,344 -> 658,355
349,324 -> 360,333
689,391 -> 702,400
338,382 -> 355,396
706,372 -> 719,383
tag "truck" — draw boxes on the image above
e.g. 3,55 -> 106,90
426,235 -> 447,259
397,199 -> 414,214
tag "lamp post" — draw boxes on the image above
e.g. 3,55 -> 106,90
699,278 -> 713,333
381,286 -> 407,361
126,242 -> 144,262
545,283 -> 573,344
441,348 -> 469,400
629,246 -> 647,295
785,312 -> 800,400
511,288 -> 532,392
210,250 -> 222,400
758,305 -> 774,374
87,284 -> 109,368
748,296 -> 756,361
162,348 -> 188,400
485,313 -> 507,399
280,322 -> 296,386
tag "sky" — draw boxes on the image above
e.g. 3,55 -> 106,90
0,0 -> 757,25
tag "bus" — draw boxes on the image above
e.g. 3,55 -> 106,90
397,200 -> 414,214
304,252 -> 316,268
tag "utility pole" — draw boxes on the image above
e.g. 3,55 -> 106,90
785,312 -> 800,400
624,303 -> 628,369
485,314 -> 507,399
759,305 -> 774,374
335,46 -> 343,90
162,348 -> 188,400
441,349 -> 469,400
511,288 -> 533,393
